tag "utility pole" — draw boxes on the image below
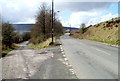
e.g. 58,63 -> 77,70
51,0 -> 54,44
70,24 -> 71,34
43,10 -> 46,39
68,23 -> 71,34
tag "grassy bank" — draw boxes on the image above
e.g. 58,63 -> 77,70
2,44 -> 19,57
72,32 -> 119,46
28,38 -> 56,49
88,38 -> 120,46
71,17 -> 120,46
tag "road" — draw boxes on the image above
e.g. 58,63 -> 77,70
60,34 -> 118,79
2,41 -> 77,79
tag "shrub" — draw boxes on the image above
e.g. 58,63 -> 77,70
2,23 -> 15,49
79,27 -> 88,34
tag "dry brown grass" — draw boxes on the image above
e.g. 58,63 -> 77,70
71,17 -> 120,45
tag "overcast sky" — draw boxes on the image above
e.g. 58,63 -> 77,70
0,0 -> 119,28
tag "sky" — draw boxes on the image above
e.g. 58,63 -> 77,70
0,0 -> 119,28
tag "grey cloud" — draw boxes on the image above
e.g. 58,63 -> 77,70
0,1 -> 114,23
55,2 -> 113,12
1,0 -> 40,23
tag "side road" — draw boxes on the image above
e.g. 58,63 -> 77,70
2,45 -> 77,79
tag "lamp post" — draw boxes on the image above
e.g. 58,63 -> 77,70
50,0 -> 60,44
43,10 -> 46,40
51,0 -> 54,44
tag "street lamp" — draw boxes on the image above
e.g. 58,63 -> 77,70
51,0 -> 54,44
50,0 -> 60,45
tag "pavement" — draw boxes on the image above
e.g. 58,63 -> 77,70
2,42 -> 77,79
60,34 -> 118,79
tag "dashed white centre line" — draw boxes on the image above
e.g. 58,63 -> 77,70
91,47 -> 111,55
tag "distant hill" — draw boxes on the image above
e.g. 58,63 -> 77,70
63,27 -> 79,31
12,24 -> 79,34
71,17 -> 120,45
12,24 -> 34,34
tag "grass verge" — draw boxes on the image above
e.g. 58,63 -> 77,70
28,38 -> 56,49
89,38 -> 120,46
2,44 -> 20,57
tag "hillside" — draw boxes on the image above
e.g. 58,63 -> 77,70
12,24 -> 79,34
71,17 -> 120,45
12,24 -> 34,34
64,27 -> 79,31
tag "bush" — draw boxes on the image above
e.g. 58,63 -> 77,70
79,23 -> 88,34
22,32 -> 31,41
79,27 -> 88,34
2,23 -> 15,49
12,32 -> 23,43
2,22 -> 27,50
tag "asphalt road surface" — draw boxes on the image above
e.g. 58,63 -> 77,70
60,34 -> 118,79
2,41 -> 77,79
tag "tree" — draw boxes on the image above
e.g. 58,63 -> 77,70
80,23 -> 86,28
2,22 -> 15,48
22,32 -> 31,41
12,32 -> 23,43
54,20 -> 63,36
79,23 -> 87,34
30,24 -> 44,44
30,2 -> 63,44
36,3 -> 48,39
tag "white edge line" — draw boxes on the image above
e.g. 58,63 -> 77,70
91,47 -> 111,55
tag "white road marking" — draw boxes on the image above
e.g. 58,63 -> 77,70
51,55 -> 54,57
68,64 -> 72,67
62,52 -> 64,54
64,58 -> 68,61
65,62 -> 69,65
23,68 -> 27,71
23,77 -> 28,79
61,49 -> 64,52
60,44 -> 76,75
91,47 -> 111,55
72,72 -> 75,74
69,69 -> 75,74
69,69 -> 74,71
60,45 -> 62,48
63,54 -> 66,57
63,62 -> 66,64
60,45 -> 62,47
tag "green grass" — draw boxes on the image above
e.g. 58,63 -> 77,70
90,38 -> 120,46
2,48 -> 13,54
2,44 -> 20,57
28,38 -> 56,49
